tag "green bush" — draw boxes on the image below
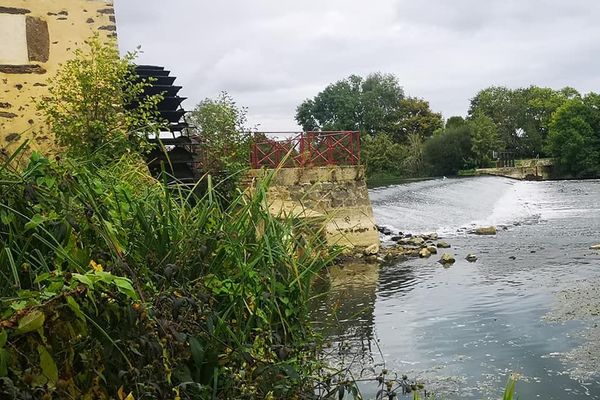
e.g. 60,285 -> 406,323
0,148 -> 334,399
547,96 -> 600,178
361,133 -> 407,177
424,125 -> 474,176
37,36 -> 163,163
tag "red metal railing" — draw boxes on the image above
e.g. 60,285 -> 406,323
250,131 -> 361,169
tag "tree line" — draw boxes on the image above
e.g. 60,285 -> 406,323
295,73 -> 600,179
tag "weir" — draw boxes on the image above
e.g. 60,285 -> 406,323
476,158 -> 554,181
247,132 -> 380,250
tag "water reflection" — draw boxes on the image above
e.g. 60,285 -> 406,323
314,178 -> 600,399
312,263 -> 379,343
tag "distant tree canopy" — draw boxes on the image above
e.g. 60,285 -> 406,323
468,85 -> 580,158
297,77 -> 600,179
547,94 -> 600,178
295,73 -> 442,142
424,122 -> 474,176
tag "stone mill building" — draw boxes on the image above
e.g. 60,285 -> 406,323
0,0 -> 116,154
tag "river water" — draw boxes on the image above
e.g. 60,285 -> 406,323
313,176 -> 600,399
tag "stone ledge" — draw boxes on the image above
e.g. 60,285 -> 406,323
0,6 -> 30,14
0,64 -> 47,74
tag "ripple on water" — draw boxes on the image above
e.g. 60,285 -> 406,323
316,177 -> 600,399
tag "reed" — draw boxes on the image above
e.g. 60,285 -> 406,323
0,147 -> 335,399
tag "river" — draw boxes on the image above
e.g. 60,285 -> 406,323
313,176 -> 600,399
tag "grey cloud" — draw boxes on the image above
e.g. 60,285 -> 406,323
114,0 -> 600,130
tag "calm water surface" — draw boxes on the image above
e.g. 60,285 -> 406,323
313,177 -> 600,399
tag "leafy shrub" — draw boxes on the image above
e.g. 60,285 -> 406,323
187,91 -> 252,198
0,148 -> 334,399
424,125 -> 474,176
37,36 -> 163,163
361,134 -> 407,177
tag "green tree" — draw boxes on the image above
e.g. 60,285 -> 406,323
403,132 -> 427,176
38,36 -> 163,161
468,86 -> 526,154
424,125 -> 474,176
547,96 -> 600,177
469,113 -> 502,167
445,116 -> 467,130
187,91 -> 251,176
394,97 -> 443,143
361,133 -> 407,177
296,73 -> 441,142
469,85 -> 580,157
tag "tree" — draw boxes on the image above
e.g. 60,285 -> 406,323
361,134 -> 407,177
424,125 -> 474,176
187,91 -> 251,176
547,96 -> 600,177
468,85 -> 580,157
38,36 -> 163,161
403,132 -> 427,176
469,113 -> 502,167
468,86 -> 527,155
296,73 -> 441,142
393,97 -> 443,143
445,116 -> 467,130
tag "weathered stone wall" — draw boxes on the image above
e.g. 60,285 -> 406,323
247,166 -> 380,250
0,0 -> 116,155
477,164 -> 553,181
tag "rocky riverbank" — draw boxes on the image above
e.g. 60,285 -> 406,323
341,225 -> 503,266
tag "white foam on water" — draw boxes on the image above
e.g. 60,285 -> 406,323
470,181 -> 544,229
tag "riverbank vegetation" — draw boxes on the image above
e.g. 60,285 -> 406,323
296,75 -> 600,179
0,39 -> 336,399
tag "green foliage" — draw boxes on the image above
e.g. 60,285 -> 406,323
404,132 -> 427,177
424,125 -> 474,176
547,96 -> 600,177
469,113 -> 503,167
361,134 -> 406,177
468,85 -> 579,157
37,36 -> 163,162
187,92 -> 251,196
295,73 -> 442,142
0,148 -> 334,399
445,116 -> 466,130
394,97 -> 444,143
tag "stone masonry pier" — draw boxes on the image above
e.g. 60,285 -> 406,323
246,165 -> 380,250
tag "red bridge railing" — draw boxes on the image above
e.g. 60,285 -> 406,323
250,131 -> 361,169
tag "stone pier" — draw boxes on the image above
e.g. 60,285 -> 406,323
246,165 -> 380,250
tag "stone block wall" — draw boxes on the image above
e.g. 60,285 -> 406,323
247,165 -> 380,250
0,0 -> 116,155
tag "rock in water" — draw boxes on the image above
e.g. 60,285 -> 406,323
473,226 -> 497,235
419,248 -> 431,258
466,254 -> 478,262
363,244 -> 380,256
590,244 -> 600,250
410,237 -> 425,246
427,246 -> 438,255
437,241 -> 451,249
439,253 -> 456,265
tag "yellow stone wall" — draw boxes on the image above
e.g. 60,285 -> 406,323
0,0 -> 116,155
247,166 -> 381,250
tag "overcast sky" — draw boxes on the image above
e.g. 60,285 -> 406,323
114,0 -> 600,132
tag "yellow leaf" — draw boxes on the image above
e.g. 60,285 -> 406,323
117,386 -> 126,400
90,260 -> 103,272
125,394 -> 135,400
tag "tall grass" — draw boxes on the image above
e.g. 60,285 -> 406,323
0,148 -> 335,399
